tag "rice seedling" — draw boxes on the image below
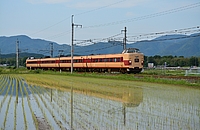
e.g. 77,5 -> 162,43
0,76 -> 12,112
28,85 -> 55,130
3,76 -> 14,129
13,78 -> 18,130
37,87 -> 70,125
23,84 -> 38,130
30,85 -> 66,130
18,78 -> 28,130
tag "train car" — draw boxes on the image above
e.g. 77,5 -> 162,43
26,48 -> 144,73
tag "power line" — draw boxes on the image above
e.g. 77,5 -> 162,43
75,0 -> 126,16
78,33 -> 200,54
30,17 -> 71,36
127,26 -> 200,41
30,0 -> 126,36
83,2 -> 200,28
75,26 -> 200,53
74,26 -> 199,46
128,26 -> 200,37
29,1 -> 200,43
74,33 -> 122,46
128,33 -> 200,43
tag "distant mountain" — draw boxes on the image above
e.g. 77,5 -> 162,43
0,35 -> 71,56
0,33 -> 200,57
127,33 -> 200,57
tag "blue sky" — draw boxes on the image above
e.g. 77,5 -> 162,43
0,0 -> 200,45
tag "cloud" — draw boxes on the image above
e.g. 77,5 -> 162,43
26,0 -> 71,4
26,0 -> 147,8
70,0 -> 146,9
126,12 -> 134,17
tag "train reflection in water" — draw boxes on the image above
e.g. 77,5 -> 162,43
52,85 -> 143,128
64,86 -> 143,108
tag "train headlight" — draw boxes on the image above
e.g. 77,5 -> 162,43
129,60 -> 132,64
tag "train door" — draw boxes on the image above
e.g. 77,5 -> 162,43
37,59 -> 41,68
55,59 -> 60,69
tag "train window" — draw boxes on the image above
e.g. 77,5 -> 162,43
135,59 -> 139,62
99,59 -> 103,62
27,61 -> 37,64
104,58 -> 109,62
109,58 -> 113,62
92,59 -> 98,62
116,58 -> 121,62
61,60 -> 67,63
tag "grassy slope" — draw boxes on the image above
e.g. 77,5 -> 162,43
0,67 -> 199,87
18,73 -> 200,90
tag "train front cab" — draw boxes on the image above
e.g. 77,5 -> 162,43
122,48 -> 144,73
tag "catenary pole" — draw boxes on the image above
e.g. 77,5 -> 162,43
50,42 -> 53,58
71,15 -> 82,74
121,27 -> 127,50
71,15 -> 74,74
16,39 -> 19,68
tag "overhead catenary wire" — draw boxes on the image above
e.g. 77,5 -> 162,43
83,2 -> 200,28
28,1 -> 200,42
74,26 -> 200,46
29,0 -> 126,37
127,33 -> 200,43
75,0 -> 126,16
127,26 -> 200,38
77,33 -> 200,54
74,33 -> 123,46
75,26 -> 200,53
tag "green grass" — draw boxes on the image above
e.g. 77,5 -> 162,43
1,67 -> 199,87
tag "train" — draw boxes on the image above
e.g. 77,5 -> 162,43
26,48 -> 144,73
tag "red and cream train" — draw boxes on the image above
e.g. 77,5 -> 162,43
26,48 -> 144,73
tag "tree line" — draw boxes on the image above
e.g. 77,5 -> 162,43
144,55 -> 199,67
0,57 -> 27,67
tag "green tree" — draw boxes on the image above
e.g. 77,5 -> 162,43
189,57 -> 199,66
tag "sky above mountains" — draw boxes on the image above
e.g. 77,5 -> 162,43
0,0 -> 200,44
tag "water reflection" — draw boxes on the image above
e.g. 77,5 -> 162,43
0,75 -> 199,130
57,84 -> 199,130
71,87 -> 143,108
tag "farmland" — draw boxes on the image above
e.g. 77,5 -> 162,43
0,73 -> 199,130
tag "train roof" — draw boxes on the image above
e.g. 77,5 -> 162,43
122,48 -> 141,54
26,48 -> 142,60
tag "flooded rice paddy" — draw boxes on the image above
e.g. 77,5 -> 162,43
0,74 -> 199,130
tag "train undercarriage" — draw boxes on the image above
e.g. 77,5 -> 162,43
27,67 -> 142,74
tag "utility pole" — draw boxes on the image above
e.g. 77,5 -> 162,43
16,39 -> 19,68
71,15 -> 82,74
121,27 -> 127,50
50,42 -> 53,57
0,49 -> 1,61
